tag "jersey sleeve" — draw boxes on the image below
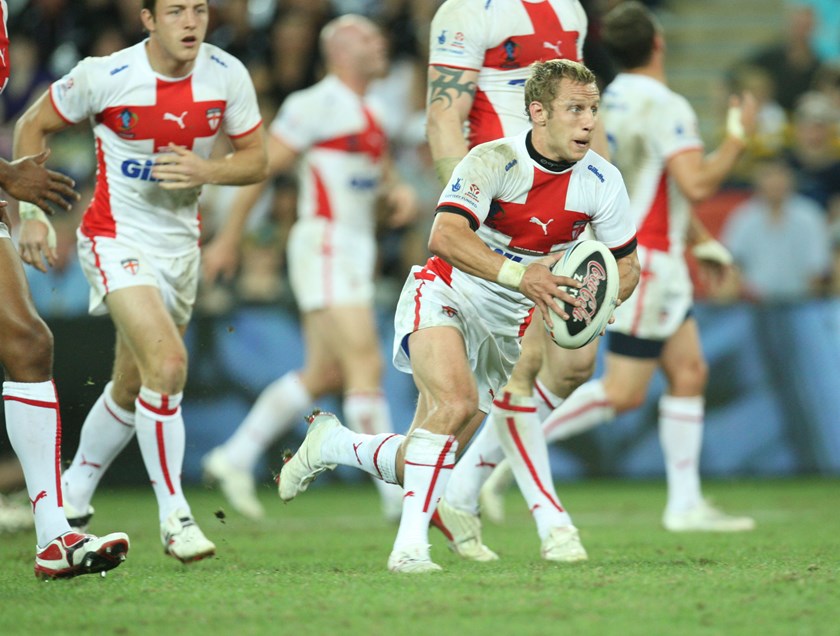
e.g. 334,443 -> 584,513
436,146 -> 504,229
588,163 -> 637,251
269,91 -> 320,152
222,57 -> 262,138
428,0 -> 489,71
49,58 -> 96,124
653,93 -> 704,159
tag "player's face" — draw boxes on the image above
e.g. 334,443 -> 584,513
347,23 -> 389,79
534,79 -> 600,163
143,1 -> 209,71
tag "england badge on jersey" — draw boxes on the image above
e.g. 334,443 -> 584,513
121,258 -> 140,275
206,107 -> 222,131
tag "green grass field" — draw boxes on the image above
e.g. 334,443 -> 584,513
1,478 -> 837,636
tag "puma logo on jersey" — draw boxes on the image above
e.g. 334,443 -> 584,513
530,216 -> 554,235
164,111 -> 188,129
544,41 -> 564,56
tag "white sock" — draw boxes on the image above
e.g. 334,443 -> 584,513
659,394 -> 704,514
392,429 -> 458,552
135,387 -> 190,523
533,378 -> 564,424
494,392 -> 571,539
4,381 -> 72,547
321,423 -> 404,484
223,372 -> 313,473
444,416 -> 503,515
343,390 -> 404,507
62,382 -> 135,511
542,379 -> 614,443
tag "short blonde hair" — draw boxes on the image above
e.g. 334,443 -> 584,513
524,59 -> 597,116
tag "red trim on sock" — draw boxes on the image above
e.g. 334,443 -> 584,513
156,421 -> 176,495
372,433 -> 397,480
423,436 -> 455,513
137,396 -> 178,417
533,381 -> 557,411
660,410 -> 703,424
492,391 -> 537,413
104,401 -> 134,427
506,417 -> 564,513
543,400 -> 611,436
53,381 -> 63,507
3,395 -> 59,409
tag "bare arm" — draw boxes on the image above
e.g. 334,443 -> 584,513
428,212 -> 581,325
667,93 -> 757,204
426,64 -> 478,186
201,133 -> 298,283
12,90 -> 76,271
615,249 -> 640,303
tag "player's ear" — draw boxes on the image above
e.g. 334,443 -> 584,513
140,8 -> 156,34
529,101 -> 547,126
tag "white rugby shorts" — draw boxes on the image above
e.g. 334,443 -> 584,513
77,231 -> 200,325
287,218 -> 376,312
609,245 -> 692,341
392,264 -> 524,414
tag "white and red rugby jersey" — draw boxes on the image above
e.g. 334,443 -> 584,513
602,73 -> 703,255
270,75 -> 387,231
429,0 -> 587,148
49,41 -> 262,254
427,129 -> 636,325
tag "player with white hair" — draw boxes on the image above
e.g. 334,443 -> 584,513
14,0 -> 268,563
201,14 -> 414,522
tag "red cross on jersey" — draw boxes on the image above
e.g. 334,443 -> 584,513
49,40 -> 262,254
429,0 -> 588,147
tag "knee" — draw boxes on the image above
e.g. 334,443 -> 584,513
603,380 -> 647,413
432,394 -> 479,429
0,317 -> 53,381
301,362 -> 344,397
668,358 -> 708,395
152,347 -> 188,393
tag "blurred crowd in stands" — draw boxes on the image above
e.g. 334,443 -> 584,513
2,0 -> 840,319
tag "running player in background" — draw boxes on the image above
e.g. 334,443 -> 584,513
200,14 -> 413,522
14,0 -> 268,563
487,1 -> 758,533
0,0 -> 130,579
278,59 -> 639,573
424,0 -> 612,562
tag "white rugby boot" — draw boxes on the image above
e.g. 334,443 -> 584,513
478,459 -> 514,525
541,526 -> 588,563
277,411 -> 339,502
433,498 -> 499,562
34,531 -> 129,579
202,447 -> 264,520
161,509 -> 216,563
387,543 -> 442,573
663,500 -> 756,532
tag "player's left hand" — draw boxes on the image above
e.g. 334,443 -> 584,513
18,215 -> 57,273
692,238 -> 732,287
384,182 -> 418,229
152,144 -> 208,189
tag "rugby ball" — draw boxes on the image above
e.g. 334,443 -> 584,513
544,239 -> 619,349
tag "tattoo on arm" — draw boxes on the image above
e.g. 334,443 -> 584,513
429,66 -> 477,109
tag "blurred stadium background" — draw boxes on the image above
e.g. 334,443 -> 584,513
1,0 -> 839,490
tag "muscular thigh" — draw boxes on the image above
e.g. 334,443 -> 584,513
660,318 -> 707,395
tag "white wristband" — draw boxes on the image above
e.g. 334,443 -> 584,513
692,239 -> 733,266
18,202 -> 57,250
497,258 -> 527,290
726,106 -> 746,141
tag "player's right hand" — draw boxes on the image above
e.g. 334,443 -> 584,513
18,216 -> 57,273
4,149 -> 79,212
519,253 -> 581,329
202,234 -> 240,284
